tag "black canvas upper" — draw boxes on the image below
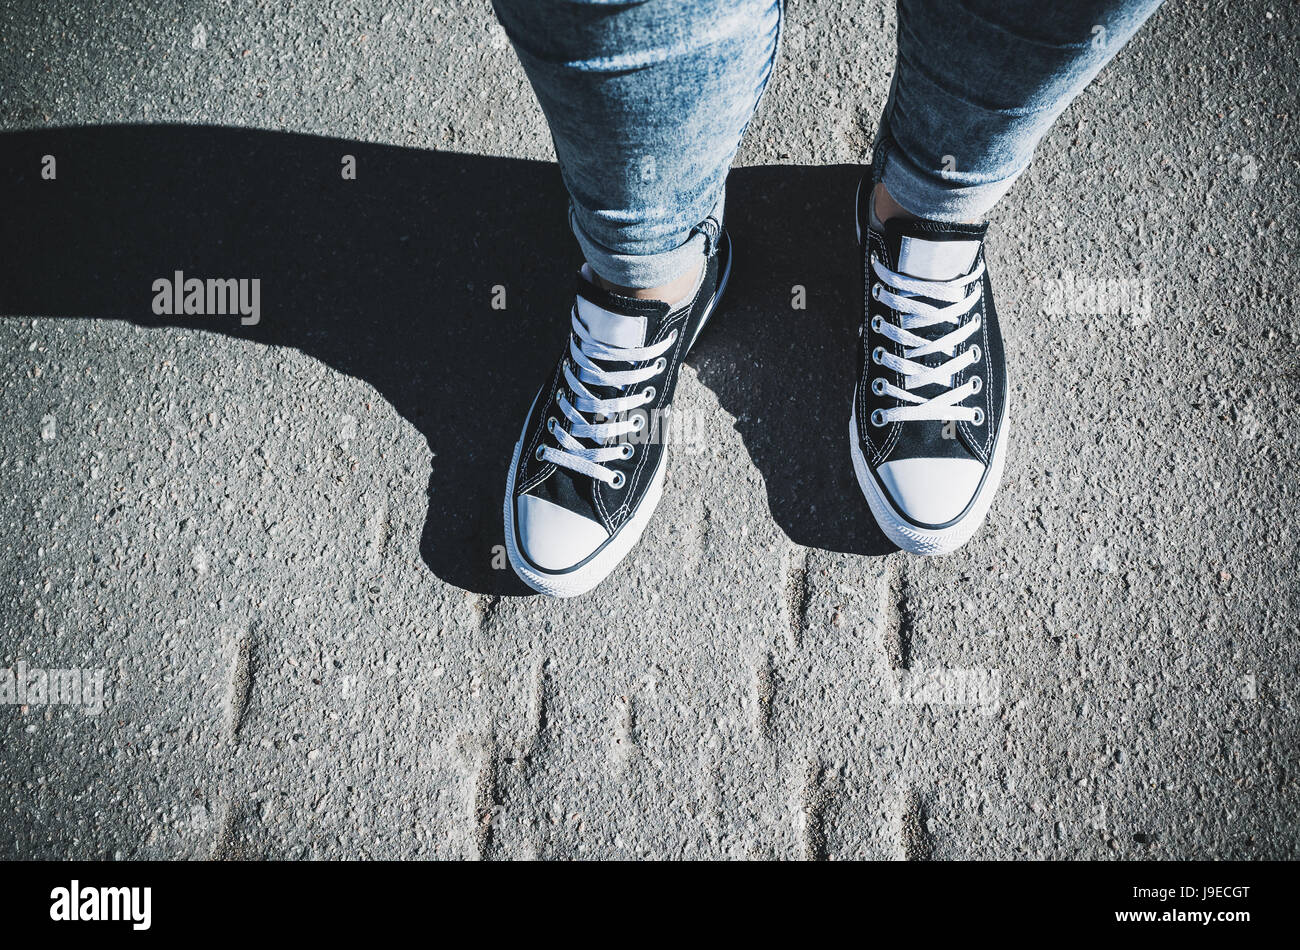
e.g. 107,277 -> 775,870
512,235 -> 726,538
854,169 -> 1007,477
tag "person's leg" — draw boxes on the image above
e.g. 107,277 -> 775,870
495,0 -> 782,596
851,1 -> 1163,556
492,0 -> 781,295
876,0 -> 1165,222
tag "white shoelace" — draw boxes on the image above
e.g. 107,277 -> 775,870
538,308 -> 677,487
868,253 -> 986,425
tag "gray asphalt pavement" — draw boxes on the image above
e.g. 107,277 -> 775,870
0,0 -> 1297,859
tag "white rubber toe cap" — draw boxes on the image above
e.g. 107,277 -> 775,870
877,457 -> 986,526
516,495 -> 609,572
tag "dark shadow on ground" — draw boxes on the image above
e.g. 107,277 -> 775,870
0,125 -> 893,595
704,163 -> 893,558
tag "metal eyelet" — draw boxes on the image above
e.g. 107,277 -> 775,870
535,445 -> 546,461
630,413 -> 646,432
871,377 -> 887,396
609,471 -> 626,489
652,357 -> 667,373
642,386 -> 656,402
620,444 -> 634,460
970,375 -> 983,394
969,345 -> 982,362
546,417 -> 557,433
871,283 -> 882,300
871,346 -> 886,365
972,407 -> 986,426
870,315 -> 883,332
870,409 -> 887,427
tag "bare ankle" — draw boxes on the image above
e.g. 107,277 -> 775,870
593,260 -> 702,305
872,182 -> 919,225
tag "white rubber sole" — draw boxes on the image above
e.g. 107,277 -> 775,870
849,393 -> 1009,556
504,245 -> 731,597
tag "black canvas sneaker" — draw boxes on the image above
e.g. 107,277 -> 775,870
505,229 -> 731,597
850,169 -> 1009,555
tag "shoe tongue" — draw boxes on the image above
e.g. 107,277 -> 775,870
575,296 -> 647,348
885,218 -> 987,281
574,270 -> 670,349
878,218 -> 988,399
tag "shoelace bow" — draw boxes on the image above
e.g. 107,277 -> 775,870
537,308 -> 676,487
868,253 -> 987,425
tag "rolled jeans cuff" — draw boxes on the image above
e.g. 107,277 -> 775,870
571,190 -> 725,289
875,134 -> 1023,223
